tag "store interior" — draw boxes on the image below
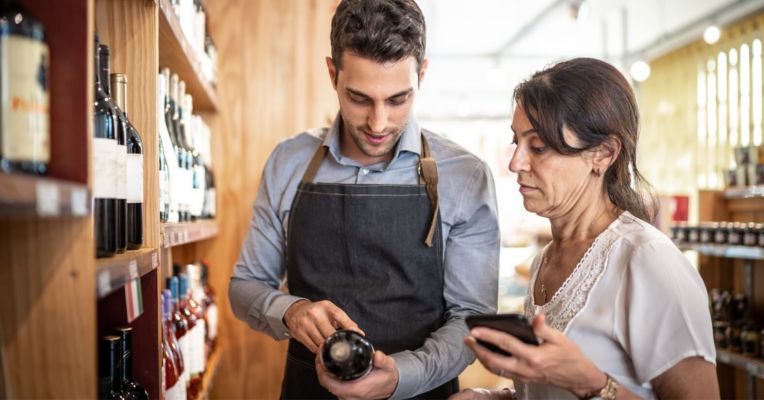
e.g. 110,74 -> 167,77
4,0 -> 764,398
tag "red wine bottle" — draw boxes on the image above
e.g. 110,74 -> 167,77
116,327 -> 149,400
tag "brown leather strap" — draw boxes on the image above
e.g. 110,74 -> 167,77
419,134 -> 440,247
301,144 -> 328,183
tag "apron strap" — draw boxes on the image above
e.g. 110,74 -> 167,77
299,134 -> 440,247
301,144 -> 328,184
419,134 -> 440,248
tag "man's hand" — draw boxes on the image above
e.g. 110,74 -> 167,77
283,299 -> 363,353
315,349 -> 399,400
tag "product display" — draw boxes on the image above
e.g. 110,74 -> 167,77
671,221 -> 764,248
0,0 -> 49,175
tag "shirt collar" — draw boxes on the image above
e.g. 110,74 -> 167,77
323,111 -> 422,166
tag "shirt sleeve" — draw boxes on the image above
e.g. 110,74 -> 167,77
618,239 -> 716,383
228,143 -> 306,340
390,160 -> 501,399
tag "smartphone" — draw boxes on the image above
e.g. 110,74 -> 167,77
465,313 -> 539,356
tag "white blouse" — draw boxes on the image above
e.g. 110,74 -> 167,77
516,212 -> 715,399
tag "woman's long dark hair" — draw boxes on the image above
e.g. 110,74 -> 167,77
513,57 -> 656,222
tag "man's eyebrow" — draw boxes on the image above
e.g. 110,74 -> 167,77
346,87 -> 413,100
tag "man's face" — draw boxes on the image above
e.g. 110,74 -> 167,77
327,52 -> 427,166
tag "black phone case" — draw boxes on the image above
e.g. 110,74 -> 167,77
465,313 -> 539,356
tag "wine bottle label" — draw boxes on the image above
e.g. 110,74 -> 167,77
208,304 -> 218,339
127,153 -> 144,203
1,35 -> 50,162
165,376 -> 186,400
93,138 -> 119,198
178,334 -> 190,386
117,144 -> 127,200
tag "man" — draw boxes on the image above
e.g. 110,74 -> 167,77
229,0 -> 499,398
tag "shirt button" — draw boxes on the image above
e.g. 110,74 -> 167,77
361,168 -> 369,175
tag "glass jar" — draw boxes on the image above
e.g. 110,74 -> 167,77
688,225 -> 700,243
714,320 -> 729,348
726,321 -> 743,352
745,222 -> 759,246
741,323 -> 761,357
700,222 -> 717,244
728,222 -> 743,245
715,222 -> 729,244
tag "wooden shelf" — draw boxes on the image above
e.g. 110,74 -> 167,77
96,248 -> 160,299
0,173 -> 89,217
677,242 -> 764,260
158,0 -> 219,111
162,220 -> 219,247
195,348 -> 222,400
717,348 -> 764,379
725,186 -> 764,199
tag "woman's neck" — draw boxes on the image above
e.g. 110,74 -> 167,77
549,197 -> 619,244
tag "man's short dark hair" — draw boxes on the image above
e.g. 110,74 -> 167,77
330,0 -> 426,71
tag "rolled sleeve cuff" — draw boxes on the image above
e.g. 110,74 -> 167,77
260,293 -> 307,340
389,351 -> 420,400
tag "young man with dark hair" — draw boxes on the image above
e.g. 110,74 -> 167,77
229,0 -> 499,398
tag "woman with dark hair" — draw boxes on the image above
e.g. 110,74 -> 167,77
453,58 -> 718,400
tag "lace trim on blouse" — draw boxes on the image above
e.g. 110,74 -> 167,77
524,217 -> 622,333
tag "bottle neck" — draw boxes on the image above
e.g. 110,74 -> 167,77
109,342 -> 123,393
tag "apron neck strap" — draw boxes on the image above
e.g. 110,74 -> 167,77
419,134 -> 440,247
299,133 -> 440,248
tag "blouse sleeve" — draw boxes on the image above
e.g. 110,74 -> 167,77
617,239 -> 716,383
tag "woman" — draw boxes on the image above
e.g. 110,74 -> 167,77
454,58 -> 718,399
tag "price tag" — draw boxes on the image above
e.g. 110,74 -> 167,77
98,270 -> 111,297
128,260 -> 139,280
36,181 -> 59,216
70,187 -> 88,216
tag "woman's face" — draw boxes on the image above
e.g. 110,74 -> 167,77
508,105 -> 597,218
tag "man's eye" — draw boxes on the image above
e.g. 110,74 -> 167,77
388,96 -> 407,106
349,96 -> 370,105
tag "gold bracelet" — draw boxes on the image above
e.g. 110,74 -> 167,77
579,373 -> 619,400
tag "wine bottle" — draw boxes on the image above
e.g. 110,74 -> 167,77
177,273 -> 201,397
116,327 -> 149,400
321,330 -> 374,381
111,73 -> 143,250
157,71 -> 175,223
162,290 -> 186,400
0,0 -> 49,175
199,261 -> 218,352
99,335 -> 128,400
93,34 -> 118,258
167,276 -> 191,394
99,44 -> 126,253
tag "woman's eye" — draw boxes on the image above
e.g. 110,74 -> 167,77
531,146 -> 546,154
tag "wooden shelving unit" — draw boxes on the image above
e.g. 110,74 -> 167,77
0,173 -> 90,217
96,248 -> 160,298
157,0 -> 219,111
725,186 -> 764,199
163,220 -> 219,248
717,349 -> 764,380
678,243 -> 764,260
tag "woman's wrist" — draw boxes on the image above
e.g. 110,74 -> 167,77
572,369 -> 608,398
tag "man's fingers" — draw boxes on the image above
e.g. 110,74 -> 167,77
330,307 -> 364,335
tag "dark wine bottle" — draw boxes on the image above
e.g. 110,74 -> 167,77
99,44 -> 126,253
116,327 -> 149,400
93,34 -> 118,258
0,0 -> 49,175
110,73 -> 143,250
321,330 -> 374,381
99,335 -> 128,400
157,73 -> 171,223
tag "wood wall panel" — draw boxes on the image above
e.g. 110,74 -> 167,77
198,1 -> 339,398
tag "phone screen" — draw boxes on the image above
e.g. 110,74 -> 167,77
465,313 -> 539,356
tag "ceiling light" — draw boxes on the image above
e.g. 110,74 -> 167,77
630,60 -> 651,82
703,25 -> 721,45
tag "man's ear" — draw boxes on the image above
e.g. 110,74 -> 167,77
593,136 -> 621,173
326,56 -> 338,89
418,58 -> 429,88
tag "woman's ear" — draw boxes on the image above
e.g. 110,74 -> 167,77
592,136 -> 621,175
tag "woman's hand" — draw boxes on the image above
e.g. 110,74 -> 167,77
464,314 -> 606,397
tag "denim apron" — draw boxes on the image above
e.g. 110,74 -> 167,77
280,134 -> 457,399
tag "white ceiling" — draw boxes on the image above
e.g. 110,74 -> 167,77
415,0 -> 764,121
